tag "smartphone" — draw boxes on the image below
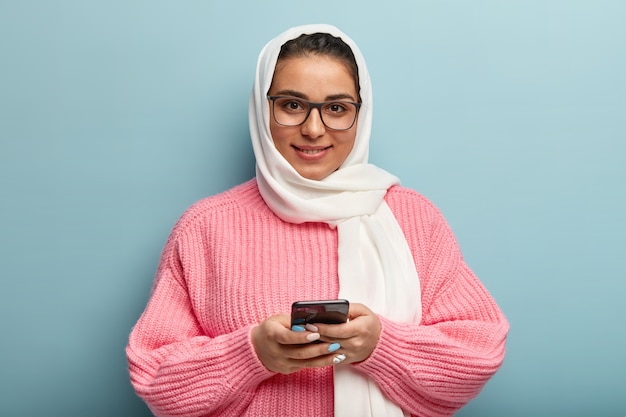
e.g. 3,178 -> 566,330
291,299 -> 349,326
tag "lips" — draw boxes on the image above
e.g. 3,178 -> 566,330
293,145 -> 331,155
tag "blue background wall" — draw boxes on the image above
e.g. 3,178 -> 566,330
1,1 -> 624,416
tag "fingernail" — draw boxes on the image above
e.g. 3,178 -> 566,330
333,354 -> 347,364
306,333 -> 321,342
291,325 -> 306,332
328,342 -> 341,353
305,323 -> 318,332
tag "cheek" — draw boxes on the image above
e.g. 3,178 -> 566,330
269,124 -> 295,160
270,126 -> 286,146
338,130 -> 357,150
337,132 -> 358,163
268,119 -> 283,145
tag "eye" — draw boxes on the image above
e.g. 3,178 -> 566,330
325,102 -> 352,116
277,98 -> 307,113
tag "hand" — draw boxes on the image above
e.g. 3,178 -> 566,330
251,314 -> 351,374
313,303 -> 382,365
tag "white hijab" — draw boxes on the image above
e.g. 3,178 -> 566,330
249,24 -> 421,417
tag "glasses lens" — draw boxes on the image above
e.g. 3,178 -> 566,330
272,97 -> 358,130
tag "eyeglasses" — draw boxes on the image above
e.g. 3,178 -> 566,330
267,95 -> 361,131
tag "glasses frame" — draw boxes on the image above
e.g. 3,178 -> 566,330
267,95 -> 362,131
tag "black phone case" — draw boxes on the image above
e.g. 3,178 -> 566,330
291,299 -> 349,325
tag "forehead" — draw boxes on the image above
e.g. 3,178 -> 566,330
269,55 -> 358,100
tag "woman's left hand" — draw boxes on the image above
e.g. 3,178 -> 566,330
313,302 -> 382,364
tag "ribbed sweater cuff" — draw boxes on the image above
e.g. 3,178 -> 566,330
218,325 -> 276,390
353,315 -> 413,381
134,325 -> 276,415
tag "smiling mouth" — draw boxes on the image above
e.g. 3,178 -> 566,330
294,145 -> 331,155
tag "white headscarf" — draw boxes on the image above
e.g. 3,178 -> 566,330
249,24 -> 421,417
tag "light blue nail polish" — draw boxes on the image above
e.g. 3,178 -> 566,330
328,342 -> 341,352
291,325 -> 306,332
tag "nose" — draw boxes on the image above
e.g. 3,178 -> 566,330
301,108 -> 326,139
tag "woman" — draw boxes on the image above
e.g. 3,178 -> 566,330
126,24 -> 508,417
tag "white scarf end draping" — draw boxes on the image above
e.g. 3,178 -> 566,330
334,367 -> 410,417
334,202 -> 420,417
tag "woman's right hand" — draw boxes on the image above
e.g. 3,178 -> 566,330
251,314 -> 342,374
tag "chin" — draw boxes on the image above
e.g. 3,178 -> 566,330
297,170 -> 329,181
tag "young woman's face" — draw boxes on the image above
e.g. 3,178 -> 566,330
267,55 -> 359,181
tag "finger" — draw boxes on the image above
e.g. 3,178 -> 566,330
273,324 -> 320,345
293,351 -> 349,368
291,324 -> 322,342
284,341 -> 342,361
347,302 -> 374,319
314,322 -> 354,340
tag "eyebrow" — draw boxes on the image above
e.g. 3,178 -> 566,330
273,89 -> 358,102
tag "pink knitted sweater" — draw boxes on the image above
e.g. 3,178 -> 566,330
126,179 -> 508,417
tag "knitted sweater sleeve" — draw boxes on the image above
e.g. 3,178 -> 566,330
125,219 -> 275,417
354,192 -> 509,416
